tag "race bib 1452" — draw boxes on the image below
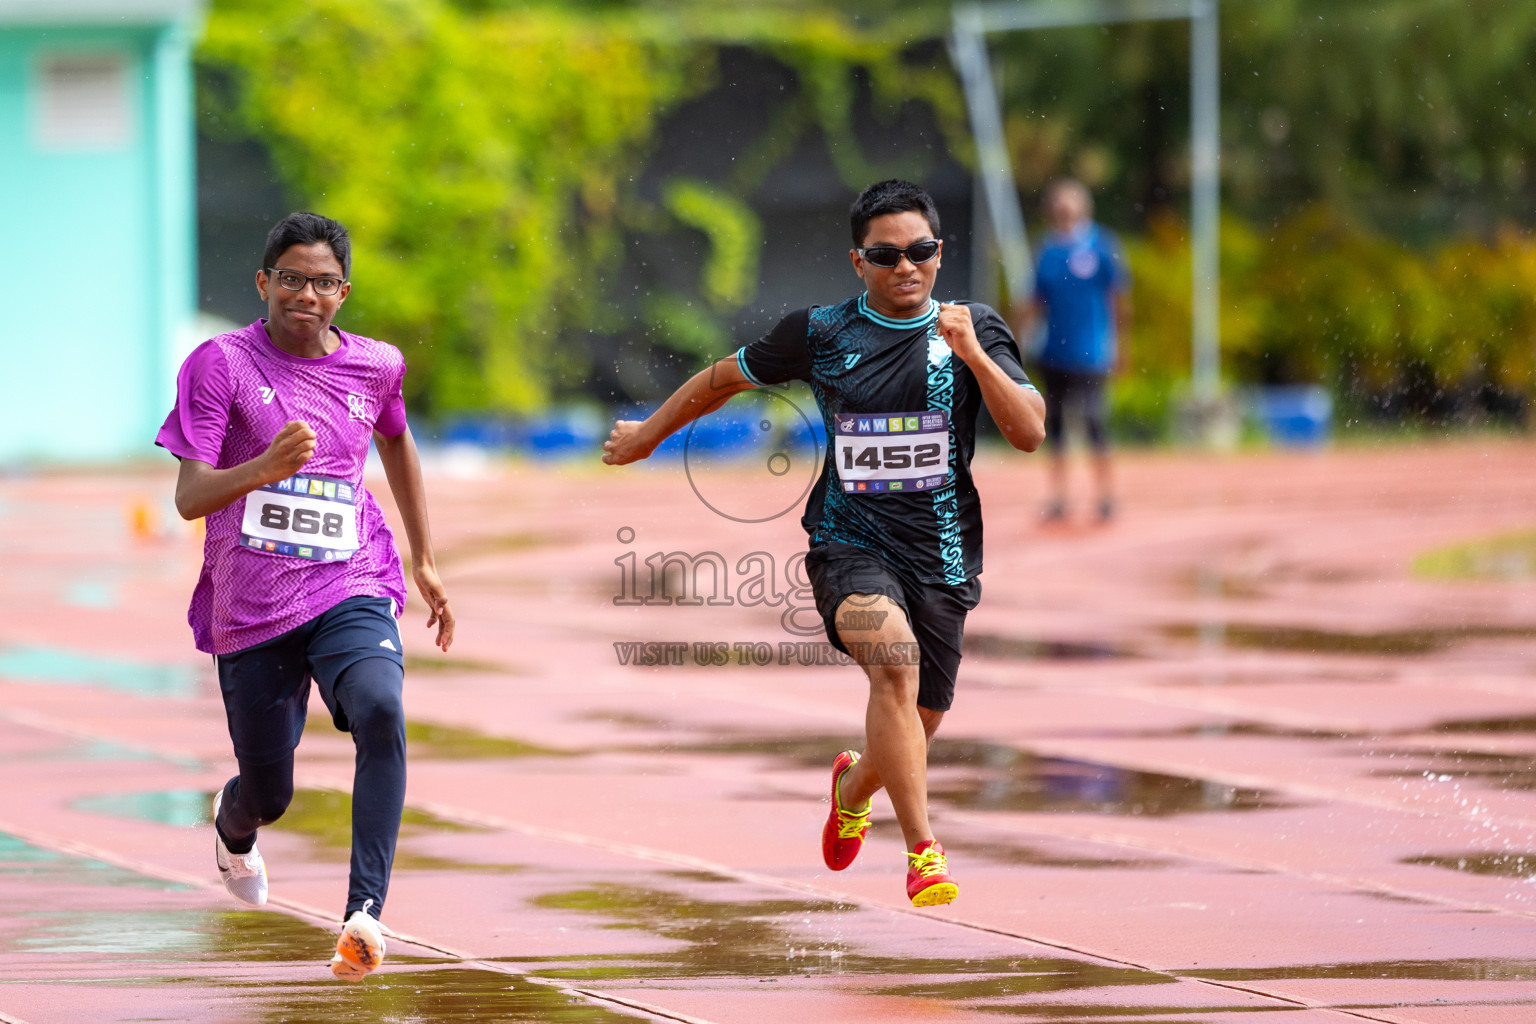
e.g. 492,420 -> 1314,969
239,474 -> 360,562
834,411 -> 951,493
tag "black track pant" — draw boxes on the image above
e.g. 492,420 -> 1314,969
214,596 -> 406,921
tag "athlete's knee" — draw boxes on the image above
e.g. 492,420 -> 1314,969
342,662 -> 405,742
865,661 -> 920,704
350,688 -> 404,739
243,772 -> 294,826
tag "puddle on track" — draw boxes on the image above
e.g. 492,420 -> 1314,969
12,908 -> 345,961
6,910 -> 644,1024
1163,622 -> 1536,656
1414,529 -> 1536,582
302,716 -> 566,759
238,789 -> 488,853
929,754 -> 1282,816
220,967 -> 641,1024
1434,714 -> 1536,734
941,836 -> 1179,871
1403,852 -> 1536,879
963,632 -> 1130,661
0,831 -> 185,892
0,828 -> 632,1020
68,789 -> 527,874
657,734 -> 1287,817
1176,959 -> 1536,982
73,788 -> 482,841
0,830 -> 630,1022
1369,749 -> 1536,792
403,654 -> 518,675
405,721 -> 568,760
573,709 -> 674,731
0,735 -> 200,768
526,880 -> 1173,992
0,645 -> 201,698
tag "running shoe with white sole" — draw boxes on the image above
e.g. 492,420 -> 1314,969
331,903 -> 385,981
906,839 -> 958,907
821,749 -> 871,870
212,790 -> 267,907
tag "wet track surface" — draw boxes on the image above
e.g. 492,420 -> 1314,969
2,440 -> 1536,1021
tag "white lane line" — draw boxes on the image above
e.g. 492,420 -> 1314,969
294,772 -> 1408,1024
0,715 -> 1471,1023
943,806 -> 1536,924
0,815 -> 709,1024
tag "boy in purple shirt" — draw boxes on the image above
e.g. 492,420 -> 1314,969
157,212 -> 453,981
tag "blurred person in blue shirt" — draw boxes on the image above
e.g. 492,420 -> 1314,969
1016,179 -> 1131,524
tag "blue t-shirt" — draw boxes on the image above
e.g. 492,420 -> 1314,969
1032,223 -> 1128,375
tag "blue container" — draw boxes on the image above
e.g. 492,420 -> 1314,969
441,417 -> 515,448
517,409 -> 605,459
612,406 -> 775,459
685,413 -> 762,454
1253,386 -> 1332,447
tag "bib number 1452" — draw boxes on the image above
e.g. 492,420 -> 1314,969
834,411 -> 951,493
843,441 -> 942,472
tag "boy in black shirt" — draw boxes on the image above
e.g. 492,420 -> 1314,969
604,180 -> 1045,906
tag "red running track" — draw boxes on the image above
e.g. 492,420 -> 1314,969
1,438 -> 1534,1022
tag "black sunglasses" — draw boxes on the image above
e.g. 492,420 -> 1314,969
857,239 -> 941,268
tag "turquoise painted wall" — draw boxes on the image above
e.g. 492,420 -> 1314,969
0,21 -> 195,463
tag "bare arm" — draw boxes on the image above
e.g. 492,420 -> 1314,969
174,420 -> 317,520
603,356 -> 758,465
374,425 -> 453,651
937,304 -> 1046,453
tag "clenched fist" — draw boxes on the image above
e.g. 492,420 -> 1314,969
261,420 -> 317,481
602,420 -> 654,465
937,303 -> 984,364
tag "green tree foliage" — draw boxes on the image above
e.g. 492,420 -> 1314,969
199,0 -> 964,413
201,0 -> 698,414
986,0 -> 1536,421
202,0 -> 1536,423
988,0 -> 1536,233
1123,209 -> 1536,423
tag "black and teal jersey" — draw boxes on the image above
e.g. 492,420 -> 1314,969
736,294 -> 1036,586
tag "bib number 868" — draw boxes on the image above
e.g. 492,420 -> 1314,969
843,442 -> 942,471
260,503 -> 346,538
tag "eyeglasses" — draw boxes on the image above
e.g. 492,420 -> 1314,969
857,239 -> 941,268
264,268 -> 347,296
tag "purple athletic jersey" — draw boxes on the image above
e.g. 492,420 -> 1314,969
156,320 -> 410,655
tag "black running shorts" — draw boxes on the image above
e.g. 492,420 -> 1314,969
804,542 -> 981,712
1038,365 -> 1109,453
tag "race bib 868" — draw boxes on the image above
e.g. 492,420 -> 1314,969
834,411 -> 951,493
239,473 -> 360,562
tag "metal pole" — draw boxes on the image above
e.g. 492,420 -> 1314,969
1189,0 -> 1221,400
951,8 -> 1033,308
970,0 -> 1198,34
954,0 -> 1218,396
970,168 -> 996,306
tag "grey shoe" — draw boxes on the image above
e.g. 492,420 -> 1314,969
212,790 -> 268,907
